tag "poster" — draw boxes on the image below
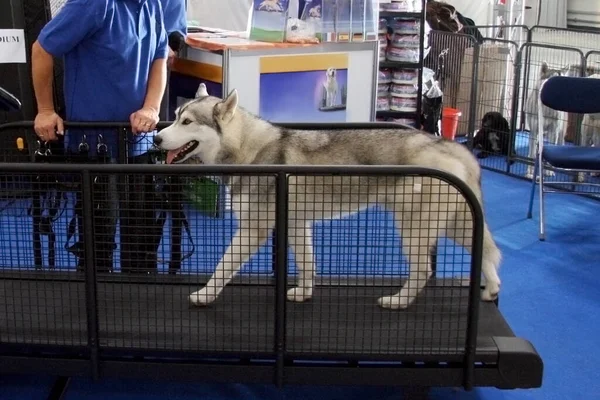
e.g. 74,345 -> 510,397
259,53 -> 349,123
0,29 -> 26,64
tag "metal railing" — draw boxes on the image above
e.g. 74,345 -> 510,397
0,121 -> 486,389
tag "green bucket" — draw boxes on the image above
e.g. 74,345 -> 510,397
182,176 -> 220,216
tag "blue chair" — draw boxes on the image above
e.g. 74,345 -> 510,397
527,75 -> 600,241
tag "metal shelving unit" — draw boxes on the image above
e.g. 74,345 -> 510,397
376,1 -> 427,126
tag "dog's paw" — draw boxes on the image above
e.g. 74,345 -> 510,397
188,289 -> 216,307
577,173 -> 586,183
287,287 -> 312,303
377,295 -> 409,310
524,170 -> 534,180
481,280 -> 501,302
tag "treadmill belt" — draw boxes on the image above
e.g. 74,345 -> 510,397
0,279 -> 513,360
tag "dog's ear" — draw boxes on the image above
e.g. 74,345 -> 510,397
215,89 -> 239,123
195,83 -> 209,98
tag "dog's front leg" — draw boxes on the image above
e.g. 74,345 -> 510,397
189,225 -> 272,306
287,223 -> 315,302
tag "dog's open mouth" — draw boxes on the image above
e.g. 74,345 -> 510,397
166,141 -> 199,164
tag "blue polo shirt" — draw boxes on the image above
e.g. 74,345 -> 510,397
37,0 -> 169,159
160,0 -> 187,39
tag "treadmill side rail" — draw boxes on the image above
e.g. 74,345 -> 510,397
492,337 -> 544,389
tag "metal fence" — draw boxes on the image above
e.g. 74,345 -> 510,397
0,122 -> 488,387
433,25 -> 600,195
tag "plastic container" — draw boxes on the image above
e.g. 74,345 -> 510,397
441,108 -> 462,140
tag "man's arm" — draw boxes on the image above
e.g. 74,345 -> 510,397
31,41 -> 57,114
143,58 -> 168,113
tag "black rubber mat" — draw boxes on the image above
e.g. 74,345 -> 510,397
0,279 -> 512,359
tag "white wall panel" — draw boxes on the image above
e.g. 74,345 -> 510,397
568,0 -> 600,29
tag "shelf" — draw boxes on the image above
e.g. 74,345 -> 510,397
379,61 -> 422,69
376,110 -> 420,118
379,11 -> 424,19
375,2 -> 426,122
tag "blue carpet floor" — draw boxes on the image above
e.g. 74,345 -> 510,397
1,169 -> 600,399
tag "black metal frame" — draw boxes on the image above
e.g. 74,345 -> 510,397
0,121 -> 543,393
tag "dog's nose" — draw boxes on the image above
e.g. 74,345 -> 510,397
153,135 -> 162,146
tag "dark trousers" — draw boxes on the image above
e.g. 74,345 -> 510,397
70,152 -> 166,274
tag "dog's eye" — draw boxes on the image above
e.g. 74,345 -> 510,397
182,118 -> 192,125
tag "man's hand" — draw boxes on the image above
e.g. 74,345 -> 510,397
34,110 -> 64,142
130,106 -> 159,134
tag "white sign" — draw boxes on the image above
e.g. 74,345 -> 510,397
0,29 -> 27,64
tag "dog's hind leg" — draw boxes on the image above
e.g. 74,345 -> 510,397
377,210 -> 435,310
287,222 -> 316,302
445,209 -> 501,302
189,219 -> 274,306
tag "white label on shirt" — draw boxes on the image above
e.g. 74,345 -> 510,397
0,29 -> 26,64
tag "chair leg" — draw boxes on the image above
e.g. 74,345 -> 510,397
538,153 -> 546,242
527,158 -> 539,219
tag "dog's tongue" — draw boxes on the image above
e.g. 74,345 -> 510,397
165,145 -> 186,164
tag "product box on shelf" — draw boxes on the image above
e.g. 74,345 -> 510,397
249,0 -> 291,42
320,0 -> 337,42
351,0 -> 366,41
300,0 -> 323,40
364,0 -> 379,41
335,0 -> 352,42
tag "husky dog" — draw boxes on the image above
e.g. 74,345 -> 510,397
153,84 -> 502,310
524,62 -> 571,179
473,111 -> 511,160
324,67 -> 338,108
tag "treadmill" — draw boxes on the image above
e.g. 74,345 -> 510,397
0,85 -> 543,393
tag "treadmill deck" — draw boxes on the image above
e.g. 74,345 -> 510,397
0,279 -> 513,361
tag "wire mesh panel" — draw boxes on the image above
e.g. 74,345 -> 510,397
474,25 -> 530,48
468,38 -> 520,173
423,31 -> 479,140
92,171 -> 277,355
514,43 -> 585,182
0,170 -> 87,347
530,26 -> 600,57
284,173 -> 477,358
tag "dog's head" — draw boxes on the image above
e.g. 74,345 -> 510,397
153,83 -> 239,164
326,67 -> 336,79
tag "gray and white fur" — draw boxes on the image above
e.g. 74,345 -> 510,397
154,83 -> 502,310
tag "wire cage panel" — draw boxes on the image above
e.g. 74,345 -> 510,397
474,25 -> 530,49
423,31 -> 479,140
283,173 -> 476,358
466,38 -> 521,173
530,26 -> 600,57
514,43 -> 587,185
0,162 -> 486,364
0,171 -> 88,347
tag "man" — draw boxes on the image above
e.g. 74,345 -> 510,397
159,0 -> 188,120
31,0 -> 169,273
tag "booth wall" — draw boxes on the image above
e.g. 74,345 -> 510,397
568,0 -> 600,30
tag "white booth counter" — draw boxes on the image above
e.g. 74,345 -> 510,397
169,32 -> 379,123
